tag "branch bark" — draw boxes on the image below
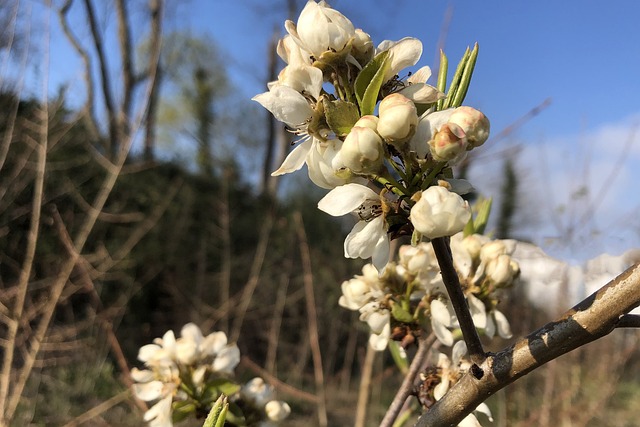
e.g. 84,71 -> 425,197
431,237 -> 485,365
415,261 -> 640,427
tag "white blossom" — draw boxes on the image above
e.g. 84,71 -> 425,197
410,186 -> 471,239
318,183 -> 390,270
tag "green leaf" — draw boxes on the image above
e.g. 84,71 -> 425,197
202,395 -> 228,427
473,197 -> 492,235
436,49 -> 448,111
451,43 -> 479,108
205,378 -> 242,397
172,401 -> 197,423
443,47 -> 470,109
388,340 -> 409,374
322,98 -> 361,137
355,50 -> 390,116
391,302 -> 414,323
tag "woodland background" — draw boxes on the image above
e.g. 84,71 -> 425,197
1,1 -> 639,426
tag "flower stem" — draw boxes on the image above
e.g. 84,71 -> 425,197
431,237 -> 486,365
374,174 -> 409,197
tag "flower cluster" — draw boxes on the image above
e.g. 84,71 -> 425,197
418,341 -> 494,427
131,323 -> 290,427
254,0 -> 489,270
339,232 -> 519,351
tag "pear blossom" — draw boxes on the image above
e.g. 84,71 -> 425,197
376,37 -> 423,83
429,122 -> 467,162
241,378 -> 291,424
428,344 -> 494,427
409,109 -> 456,158
285,0 -> 355,59
265,401 -> 292,422
409,186 -> 471,239
400,66 -> 443,104
448,106 -> 490,149
340,125 -> 384,174
377,93 -> 418,144
318,183 -> 390,270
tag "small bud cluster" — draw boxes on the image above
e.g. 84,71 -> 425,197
254,0 -> 491,270
131,323 -> 290,427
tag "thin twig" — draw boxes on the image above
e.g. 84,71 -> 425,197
380,333 -> 437,427
355,342 -> 377,427
415,262 -> 640,427
293,211 -> 328,427
616,314 -> 640,328
61,390 -> 130,427
431,237 -> 485,365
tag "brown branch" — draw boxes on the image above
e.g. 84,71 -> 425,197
431,237 -> 485,365
293,211 -> 328,427
83,0 -> 118,155
57,0 -> 99,141
0,106 -> 47,420
354,342 -> 377,427
380,333 -> 437,427
616,314 -> 640,328
240,356 -> 319,404
415,261 -> 640,427
61,390 -> 130,427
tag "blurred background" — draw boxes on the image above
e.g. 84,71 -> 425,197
1,0 -> 639,426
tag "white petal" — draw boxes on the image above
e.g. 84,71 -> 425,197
133,380 -> 164,401
430,299 -> 453,327
432,317 -> 454,346
131,368 -> 155,383
138,344 -> 162,363
371,232 -> 391,271
484,315 -> 496,339
201,331 -> 228,356
378,37 -> 423,82
180,323 -> 203,344
213,344 -> 241,373
344,216 -> 385,259
493,310 -> 513,339
433,376 -> 450,401
363,310 -> 389,334
368,323 -> 390,351
272,138 -> 313,176
407,65 -> 432,84
317,183 -> 378,216
458,413 -> 482,427
467,294 -> 487,329
252,85 -> 314,128
452,340 -> 468,367
475,402 -> 494,422
143,395 -> 173,427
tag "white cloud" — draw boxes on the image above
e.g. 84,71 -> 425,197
468,111 -> 640,262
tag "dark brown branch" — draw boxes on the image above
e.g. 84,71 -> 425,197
415,262 -> 640,427
431,237 -> 485,365
616,314 -> 640,328
57,0 -> 99,141
83,0 -> 118,156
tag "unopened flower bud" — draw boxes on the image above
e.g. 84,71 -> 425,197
355,114 -> 379,131
352,29 -> 374,65
377,93 -> 418,145
429,122 -> 466,162
265,400 -> 291,422
339,277 -> 371,310
462,234 -> 488,262
485,254 -> 518,286
448,106 -> 490,149
341,126 -> 384,174
479,240 -> 507,265
409,186 -> 471,239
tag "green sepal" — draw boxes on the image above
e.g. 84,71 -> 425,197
388,340 -> 409,374
391,301 -> 414,323
323,98 -> 361,137
355,50 -> 390,116
202,395 -> 228,427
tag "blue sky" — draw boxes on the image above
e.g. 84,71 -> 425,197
21,0 -> 640,261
